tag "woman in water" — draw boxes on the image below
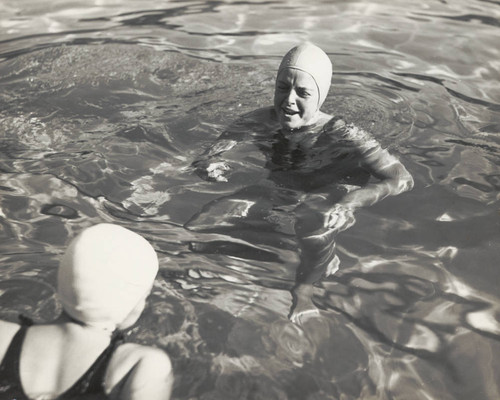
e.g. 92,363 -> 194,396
191,43 -> 414,324
0,223 -> 173,399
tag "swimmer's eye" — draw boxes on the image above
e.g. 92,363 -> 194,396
297,88 -> 312,98
277,83 -> 289,91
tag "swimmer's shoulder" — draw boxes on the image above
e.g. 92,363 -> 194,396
319,115 -> 347,142
322,115 -> 351,134
323,116 -> 379,146
0,320 -> 21,362
104,342 -> 173,400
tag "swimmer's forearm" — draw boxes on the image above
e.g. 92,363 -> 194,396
337,181 -> 398,209
337,165 -> 413,209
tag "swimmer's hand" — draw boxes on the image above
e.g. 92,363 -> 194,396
324,204 -> 356,233
193,160 -> 231,182
206,161 -> 231,182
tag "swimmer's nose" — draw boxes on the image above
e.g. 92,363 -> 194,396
285,89 -> 297,105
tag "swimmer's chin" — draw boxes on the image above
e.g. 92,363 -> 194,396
279,113 -> 324,132
278,116 -> 307,131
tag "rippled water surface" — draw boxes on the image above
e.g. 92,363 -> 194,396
1,0 -> 499,399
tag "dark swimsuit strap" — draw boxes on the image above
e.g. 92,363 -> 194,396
0,315 -> 125,399
0,316 -> 33,400
59,330 -> 125,398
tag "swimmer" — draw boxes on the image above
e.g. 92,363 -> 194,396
193,43 -> 414,325
0,223 -> 173,400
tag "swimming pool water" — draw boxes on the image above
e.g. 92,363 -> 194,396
1,0 -> 499,399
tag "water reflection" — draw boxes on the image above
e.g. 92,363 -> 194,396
1,0 -> 500,398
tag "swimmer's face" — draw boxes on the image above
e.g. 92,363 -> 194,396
274,68 -> 320,130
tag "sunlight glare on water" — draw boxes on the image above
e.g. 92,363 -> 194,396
1,0 -> 500,399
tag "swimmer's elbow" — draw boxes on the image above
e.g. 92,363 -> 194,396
395,169 -> 414,194
372,158 -> 413,194
382,165 -> 413,196
405,172 -> 415,191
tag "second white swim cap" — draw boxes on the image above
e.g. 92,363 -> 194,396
57,223 -> 158,331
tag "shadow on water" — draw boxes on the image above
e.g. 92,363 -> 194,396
1,0 -> 500,398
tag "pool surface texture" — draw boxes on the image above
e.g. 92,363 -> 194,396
1,1 -> 499,399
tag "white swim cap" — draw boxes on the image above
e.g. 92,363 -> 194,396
277,43 -> 333,108
57,223 -> 158,331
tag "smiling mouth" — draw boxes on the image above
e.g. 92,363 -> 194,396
283,108 -> 299,116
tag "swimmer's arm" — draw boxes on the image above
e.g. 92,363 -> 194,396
325,149 -> 413,230
343,151 -> 413,208
325,119 -> 411,206
106,344 -> 174,400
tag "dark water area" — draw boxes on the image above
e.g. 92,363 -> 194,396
0,0 -> 499,399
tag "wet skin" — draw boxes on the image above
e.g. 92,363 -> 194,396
274,68 -> 321,131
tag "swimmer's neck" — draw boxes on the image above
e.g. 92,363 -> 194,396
269,108 -> 333,134
52,312 -> 115,336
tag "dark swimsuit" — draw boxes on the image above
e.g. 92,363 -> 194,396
0,317 -> 124,400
